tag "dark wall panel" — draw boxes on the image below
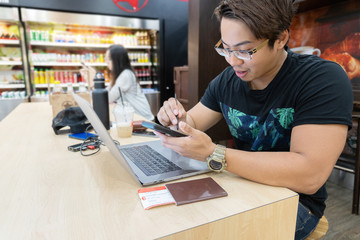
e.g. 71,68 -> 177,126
188,0 -> 232,142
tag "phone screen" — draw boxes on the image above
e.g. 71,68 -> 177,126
141,121 -> 187,137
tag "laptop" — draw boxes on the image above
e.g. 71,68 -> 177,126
73,93 -> 210,186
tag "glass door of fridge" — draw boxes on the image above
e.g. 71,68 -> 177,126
21,8 -> 160,106
0,6 -> 29,121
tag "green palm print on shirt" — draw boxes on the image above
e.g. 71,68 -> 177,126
222,103 -> 294,151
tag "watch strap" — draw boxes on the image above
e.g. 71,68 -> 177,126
207,144 -> 226,172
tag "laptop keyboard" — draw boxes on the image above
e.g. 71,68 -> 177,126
121,145 -> 182,176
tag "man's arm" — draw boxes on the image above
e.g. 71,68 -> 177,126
225,124 -> 348,194
157,101 -> 348,195
186,102 -> 223,131
157,98 -> 223,131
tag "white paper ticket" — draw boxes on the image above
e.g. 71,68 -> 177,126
138,186 -> 175,210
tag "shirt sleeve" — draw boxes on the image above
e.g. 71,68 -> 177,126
293,61 -> 353,128
200,67 -> 233,113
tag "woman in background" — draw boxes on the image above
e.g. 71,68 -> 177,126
81,44 -> 154,121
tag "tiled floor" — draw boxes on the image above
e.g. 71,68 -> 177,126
323,181 -> 360,239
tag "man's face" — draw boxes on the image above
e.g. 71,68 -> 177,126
220,18 -> 282,88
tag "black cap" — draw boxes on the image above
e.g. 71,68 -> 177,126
52,107 -> 92,135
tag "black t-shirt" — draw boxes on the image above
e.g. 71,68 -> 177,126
200,49 -> 353,218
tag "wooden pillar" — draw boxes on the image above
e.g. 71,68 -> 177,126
188,0 -> 232,142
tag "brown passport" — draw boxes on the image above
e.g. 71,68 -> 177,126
165,177 -> 228,206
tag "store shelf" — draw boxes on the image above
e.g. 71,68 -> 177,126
127,45 -> 152,50
33,84 -> 47,88
32,62 -> 152,67
0,83 -> 25,89
22,10 -> 160,97
0,97 -> 26,100
30,95 -> 49,102
139,81 -> 153,85
34,83 -> 90,88
33,62 -> 107,67
30,41 -> 152,49
0,39 -> 20,45
132,62 -> 152,67
0,61 -> 22,66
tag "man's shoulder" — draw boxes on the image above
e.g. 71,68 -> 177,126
287,53 -> 347,83
288,52 -> 340,72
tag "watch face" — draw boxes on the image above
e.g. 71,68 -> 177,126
209,160 -> 222,170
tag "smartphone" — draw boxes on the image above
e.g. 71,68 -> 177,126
69,132 -> 98,140
132,130 -> 157,137
141,121 -> 187,137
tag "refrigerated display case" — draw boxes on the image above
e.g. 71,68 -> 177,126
20,8 -> 160,112
0,6 -> 29,121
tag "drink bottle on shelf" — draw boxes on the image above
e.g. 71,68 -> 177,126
33,69 -> 39,84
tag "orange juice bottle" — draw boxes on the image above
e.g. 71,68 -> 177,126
33,68 -> 39,84
99,53 -> 104,63
39,68 -> 45,84
49,69 -> 55,83
45,69 -> 50,84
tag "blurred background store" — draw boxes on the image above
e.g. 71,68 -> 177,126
0,0 -> 189,121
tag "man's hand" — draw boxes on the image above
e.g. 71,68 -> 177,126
157,97 -> 187,130
155,121 -> 216,161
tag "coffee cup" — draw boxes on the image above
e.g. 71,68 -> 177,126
113,102 -> 135,138
291,46 -> 321,56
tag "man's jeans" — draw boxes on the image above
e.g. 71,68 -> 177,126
295,202 -> 320,240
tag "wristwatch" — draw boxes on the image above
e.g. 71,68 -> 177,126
206,144 -> 226,172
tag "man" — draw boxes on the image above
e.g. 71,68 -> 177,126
156,0 -> 353,239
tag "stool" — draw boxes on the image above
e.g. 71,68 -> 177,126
306,216 -> 329,240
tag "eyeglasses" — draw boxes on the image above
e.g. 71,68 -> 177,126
214,39 -> 269,60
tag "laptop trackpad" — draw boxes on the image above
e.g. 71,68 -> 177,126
144,141 -> 208,171
168,151 -> 208,170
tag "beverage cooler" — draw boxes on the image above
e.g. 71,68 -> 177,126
20,8 -> 161,115
0,6 -> 29,121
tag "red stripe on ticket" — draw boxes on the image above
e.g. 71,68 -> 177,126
138,186 -> 167,193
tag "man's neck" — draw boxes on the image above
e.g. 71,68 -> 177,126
248,50 -> 288,90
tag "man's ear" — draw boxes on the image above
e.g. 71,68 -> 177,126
276,30 -> 290,50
